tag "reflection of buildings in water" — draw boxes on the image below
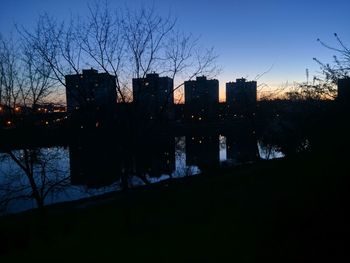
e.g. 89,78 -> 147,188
225,132 -> 259,164
70,134 -> 176,188
133,136 -> 175,178
69,142 -> 120,188
186,135 -> 220,170
69,131 -> 260,188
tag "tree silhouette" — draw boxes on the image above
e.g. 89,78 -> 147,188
18,1 -> 219,104
0,147 -> 70,215
0,35 -> 57,115
294,33 -> 350,100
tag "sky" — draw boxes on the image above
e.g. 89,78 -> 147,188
1,0 -> 350,99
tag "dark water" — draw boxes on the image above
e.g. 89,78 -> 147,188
0,130 -> 283,215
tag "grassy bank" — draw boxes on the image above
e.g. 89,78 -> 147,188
1,153 -> 349,262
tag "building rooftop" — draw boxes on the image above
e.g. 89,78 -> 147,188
82,68 -> 98,75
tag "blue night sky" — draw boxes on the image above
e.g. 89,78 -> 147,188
1,0 -> 350,98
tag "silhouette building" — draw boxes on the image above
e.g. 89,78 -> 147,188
132,73 -> 174,121
184,76 -> 219,121
337,77 -> 350,103
65,68 -> 116,115
226,78 -> 257,114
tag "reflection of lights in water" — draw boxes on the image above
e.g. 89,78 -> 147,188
2,135 -> 237,215
257,141 -> 284,160
219,135 -> 227,161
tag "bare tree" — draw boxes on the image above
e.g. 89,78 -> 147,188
19,14 -> 82,90
293,33 -> 350,100
121,5 -> 176,80
20,42 -> 57,109
0,33 -> 59,122
18,2 -> 219,105
0,147 -> 70,214
78,1 -> 129,102
316,33 -> 350,81
0,36 -> 23,111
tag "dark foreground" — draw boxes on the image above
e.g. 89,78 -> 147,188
0,153 -> 349,262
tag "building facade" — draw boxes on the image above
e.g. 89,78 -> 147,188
184,76 -> 219,121
65,69 -> 116,126
226,78 -> 257,114
132,73 -> 174,121
338,77 -> 350,103
65,69 -> 116,113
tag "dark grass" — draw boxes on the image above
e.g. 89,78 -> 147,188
1,152 -> 349,262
